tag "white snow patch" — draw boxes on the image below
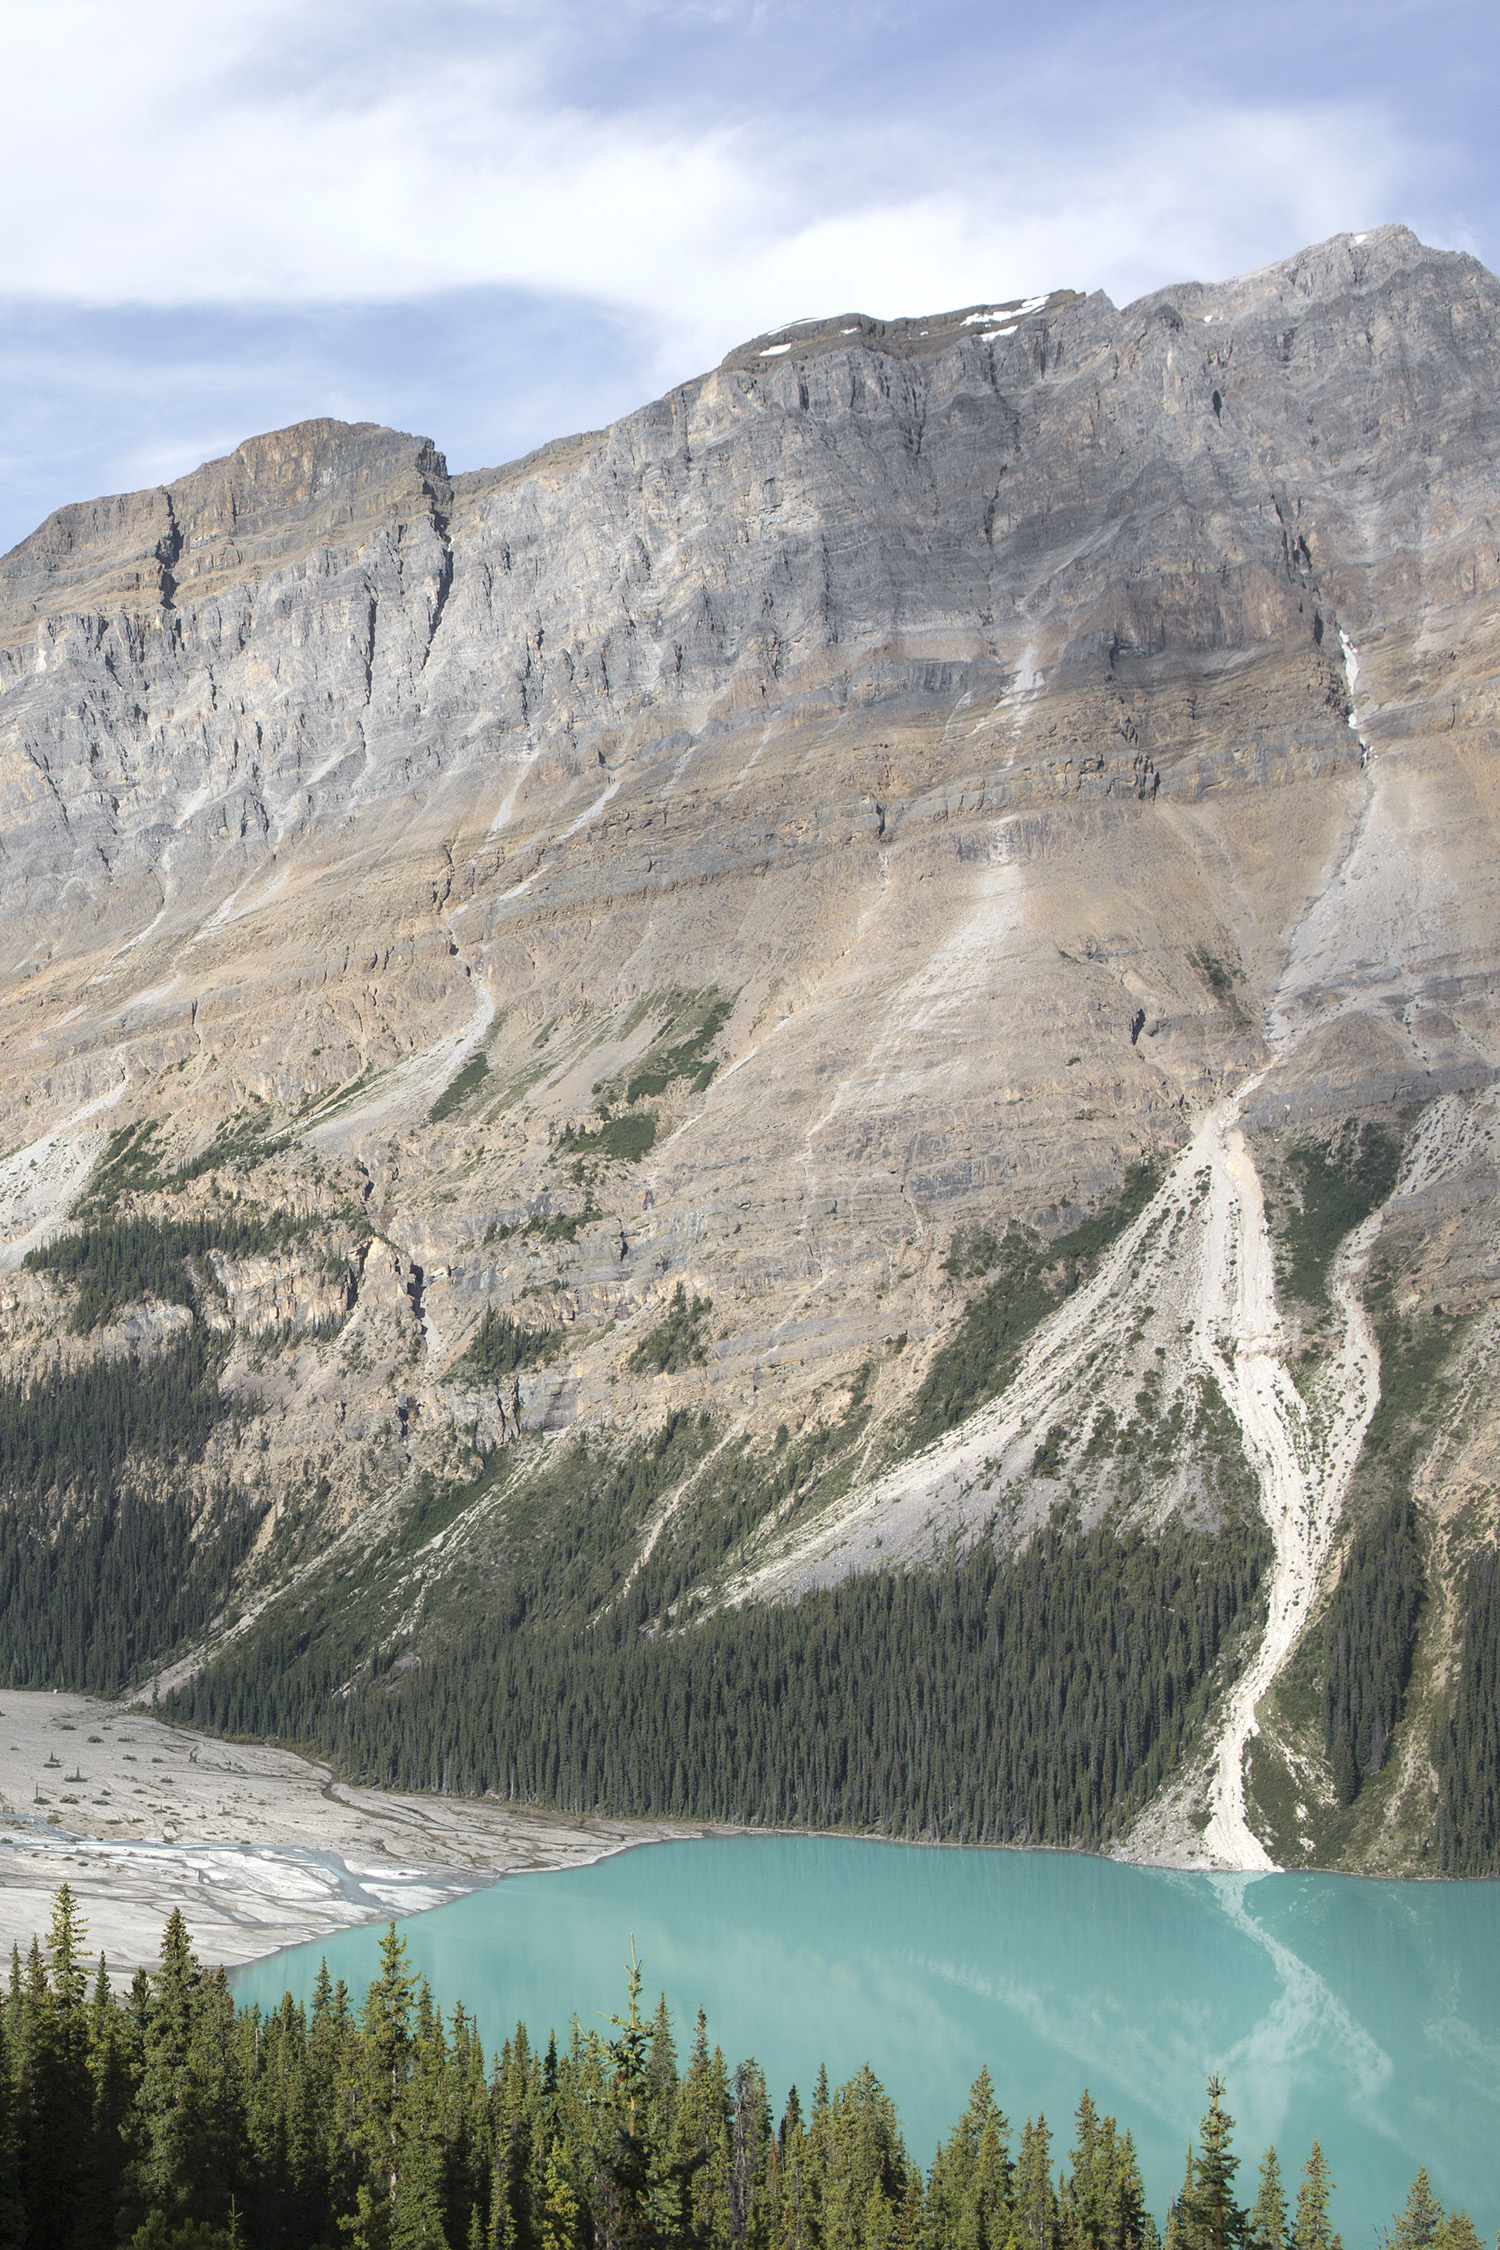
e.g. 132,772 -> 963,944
758,343 -> 792,357
981,327 -> 1017,340
1338,627 -> 1360,705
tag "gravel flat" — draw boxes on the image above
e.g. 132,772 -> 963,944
0,1689 -> 699,1980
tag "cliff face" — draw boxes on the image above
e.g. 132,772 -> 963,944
2,225 -> 1498,1871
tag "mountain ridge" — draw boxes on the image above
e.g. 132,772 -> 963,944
0,221 -> 1497,1875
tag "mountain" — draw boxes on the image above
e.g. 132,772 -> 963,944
1,224 -> 1497,1874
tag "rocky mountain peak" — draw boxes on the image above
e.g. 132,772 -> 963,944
0,228 -> 1497,1874
0,417 -> 452,638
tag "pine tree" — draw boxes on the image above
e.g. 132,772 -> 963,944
1015,2119 -> 1056,2250
0,2003 -> 22,2248
600,1949 -> 663,2250
1249,2151 -> 1286,2250
1389,2172 -> 1443,2250
1185,2079 -> 1247,2250
1293,2145 -> 1340,2250
541,2147 -> 580,2250
929,2067 -> 1013,2250
18,1888 -> 100,2250
88,1950 -> 136,2243
352,1922 -> 420,2244
391,2024 -> 452,2250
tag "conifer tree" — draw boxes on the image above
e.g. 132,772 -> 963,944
1015,2118 -> 1057,2250
1184,2078 -> 1247,2250
1249,2151 -> 1285,2250
88,1949 -> 135,2241
0,2003 -> 21,2249
1293,2145 -> 1340,2250
353,1922 -> 420,2241
1390,2172 -> 1443,2250
541,2146 -> 580,2250
929,2067 -> 1013,2250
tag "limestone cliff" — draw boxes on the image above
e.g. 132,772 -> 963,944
2,224 -> 1497,1871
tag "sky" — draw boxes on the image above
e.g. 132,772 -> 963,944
0,0 -> 1494,553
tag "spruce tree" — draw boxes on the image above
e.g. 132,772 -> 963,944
1015,2119 -> 1057,2250
1249,2151 -> 1286,2250
1186,2079 -> 1247,2250
1293,2145 -> 1340,2250
1390,2172 -> 1443,2250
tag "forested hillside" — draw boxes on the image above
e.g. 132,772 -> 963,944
168,1515 -> 1269,1849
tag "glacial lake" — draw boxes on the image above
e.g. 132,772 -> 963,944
230,1837 -> 1499,2242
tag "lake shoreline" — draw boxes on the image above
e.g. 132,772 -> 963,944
0,1687 -> 707,1979
2,1687 -> 1480,1983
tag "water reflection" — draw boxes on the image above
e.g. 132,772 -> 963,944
230,1836 -> 1498,2242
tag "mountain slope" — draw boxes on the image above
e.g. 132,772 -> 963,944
2,224 -> 1498,1871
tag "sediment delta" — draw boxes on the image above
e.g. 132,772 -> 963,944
0,1690 -> 698,1978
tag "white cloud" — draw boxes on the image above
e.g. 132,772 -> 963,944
0,0 -> 1412,384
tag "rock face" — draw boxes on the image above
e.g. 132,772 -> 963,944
1,225 -> 1498,1871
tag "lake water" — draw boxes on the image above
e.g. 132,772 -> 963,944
230,1837 -> 1499,2241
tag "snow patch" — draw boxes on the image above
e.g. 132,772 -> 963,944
758,343 -> 792,357
963,296 -> 1046,328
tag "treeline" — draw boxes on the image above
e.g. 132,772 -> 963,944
0,1329 -> 229,1508
1435,1545 -> 1500,1875
0,1329 -> 259,1693
0,1482 -> 261,1694
169,1518 -> 1268,1847
1321,1495 -> 1424,1806
1,1888 -> 1486,2250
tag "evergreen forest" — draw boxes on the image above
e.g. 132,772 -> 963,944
168,1517 -> 1269,1849
0,1887 -> 1486,2250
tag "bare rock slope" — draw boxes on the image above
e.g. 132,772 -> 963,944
2,225 -> 1498,1872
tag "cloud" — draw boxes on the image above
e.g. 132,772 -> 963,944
0,0 -> 1416,368
0,0 -> 1476,552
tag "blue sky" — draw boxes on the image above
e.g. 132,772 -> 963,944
0,0 -> 1492,552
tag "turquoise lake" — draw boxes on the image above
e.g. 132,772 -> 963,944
230,1837 -> 1499,2242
